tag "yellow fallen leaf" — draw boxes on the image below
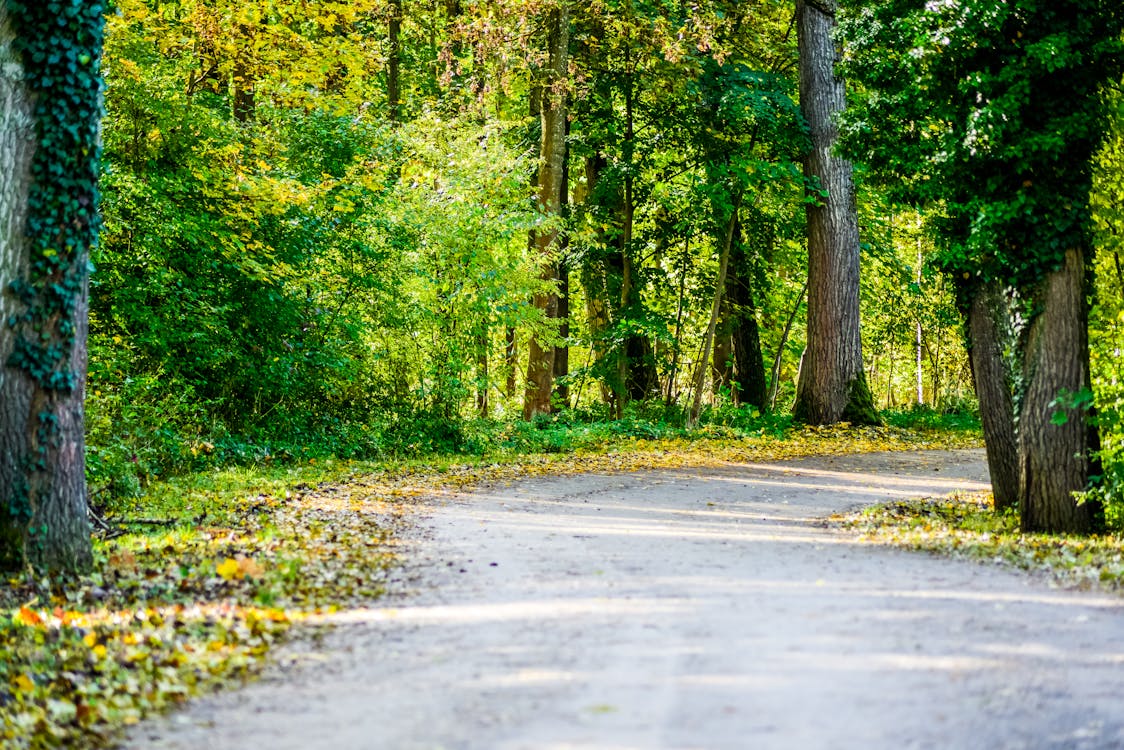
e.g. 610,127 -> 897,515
216,558 -> 241,580
13,674 -> 34,692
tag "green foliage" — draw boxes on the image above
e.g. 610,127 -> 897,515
91,2 -> 540,493
839,0 -> 1124,290
881,404 -> 981,434
82,0 -> 984,497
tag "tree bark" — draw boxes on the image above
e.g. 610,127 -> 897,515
522,3 -> 569,420
616,47 -> 658,404
966,281 -> 1019,513
579,155 -> 614,406
504,327 -> 517,398
769,280 -> 807,412
0,8 -> 94,572
553,116 -> 572,409
1018,248 -> 1102,533
792,0 -> 878,426
729,237 -> 768,412
475,327 -> 489,417
689,204 -> 740,426
554,259 -> 571,409
713,309 -> 734,396
232,23 -> 256,123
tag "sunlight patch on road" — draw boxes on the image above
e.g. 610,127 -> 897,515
312,597 -> 687,627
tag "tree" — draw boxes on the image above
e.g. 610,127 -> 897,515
792,0 -> 878,425
0,1 -> 104,572
840,0 -> 1124,532
523,2 -> 570,419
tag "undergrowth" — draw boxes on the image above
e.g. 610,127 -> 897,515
86,401 -> 980,501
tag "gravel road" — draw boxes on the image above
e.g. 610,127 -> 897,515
126,449 -> 1124,750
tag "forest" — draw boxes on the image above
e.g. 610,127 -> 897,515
3,0 -> 1124,568
0,0 -> 1121,560
4,1 -> 1124,745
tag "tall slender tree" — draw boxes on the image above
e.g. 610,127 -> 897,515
792,0 -> 878,425
523,2 -> 570,419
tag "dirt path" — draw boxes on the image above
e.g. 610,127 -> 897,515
126,449 -> 1124,750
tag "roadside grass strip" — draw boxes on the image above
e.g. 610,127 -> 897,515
833,493 -> 1124,593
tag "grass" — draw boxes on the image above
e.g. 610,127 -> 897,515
832,492 -> 1124,593
1,418 -> 984,748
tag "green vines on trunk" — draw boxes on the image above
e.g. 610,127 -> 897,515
4,0 -> 104,527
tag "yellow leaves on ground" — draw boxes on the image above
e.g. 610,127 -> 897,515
216,556 -> 265,581
832,493 -> 1124,593
1,599 -> 292,748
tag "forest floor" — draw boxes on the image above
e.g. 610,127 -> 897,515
123,449 -> 1124,750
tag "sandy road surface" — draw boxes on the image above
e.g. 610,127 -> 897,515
127,450 -> 1124,750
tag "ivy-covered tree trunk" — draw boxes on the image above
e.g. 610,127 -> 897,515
792,0 -> 877,426
0,2 -> 101,573
522,2 -> 569,420
965,281 -> 1019,513
1018,248 -> 1103,533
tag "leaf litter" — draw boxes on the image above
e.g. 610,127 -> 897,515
831,492 -> 1124,592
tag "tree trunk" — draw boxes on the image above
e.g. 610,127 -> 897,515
232,24 -> 256,123
504,327 -> 517,398
554,260 -> 571,409
554,117 -> 572,409
387,0 -> 402,123
792,0 -> 878,426
689,204 -> 740,426
522,4 -> 569,420
665,235 -> 693,407
769,280 -> 807,412
729,237 -> 768,413
713,314 -> 734,397
579,153 -> 618,408
0,7 -> 95,572
966,281 -> 1019,513
616,49 -> 658,404
915,242 -> 924,406
475,327 -> 489,417
1018,247 -> 1102,533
